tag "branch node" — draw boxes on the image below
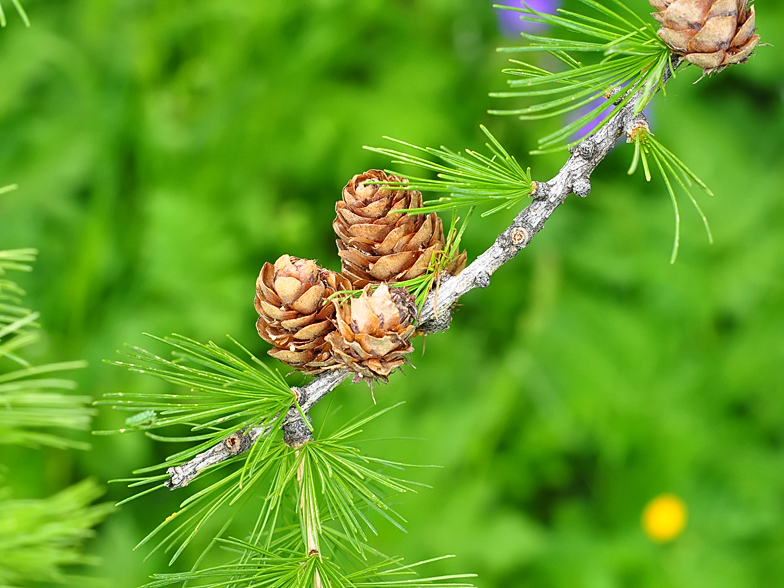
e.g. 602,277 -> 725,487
572,178 -> 592,199
625,114 -> 650,142
165,466 -> 187,490
474,271 -> 491,289
531,181 -> 549,201
608,85 -> 625,105
223,431 -> 250,455
576,138 -> 597,161
283,409 -> 313,448
418,305 -> 453,334
510,226 -> 531,248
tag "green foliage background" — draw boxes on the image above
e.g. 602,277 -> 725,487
0,0 -> 783,586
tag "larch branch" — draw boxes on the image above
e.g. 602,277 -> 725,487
165,67 -> 673,490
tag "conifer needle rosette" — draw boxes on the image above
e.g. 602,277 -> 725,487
491,0 -> 674,152
138,405 -> 475,588
1,248 -> 94,450
97,335 -> 303,561
366,125 -> 534,217
626,120 -> 713,263
0,248 -> 110,585
490,0 -> 762,152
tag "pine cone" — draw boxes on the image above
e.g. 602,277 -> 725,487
334,170 -> 466,288
650,0 -> 760,74
325,284 -> 417,382
255,255 -> 350,373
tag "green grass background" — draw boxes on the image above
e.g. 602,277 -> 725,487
1,0 -> 783,586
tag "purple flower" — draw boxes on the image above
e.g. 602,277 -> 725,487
568,97 -> 615,142
494,0 -> 561,38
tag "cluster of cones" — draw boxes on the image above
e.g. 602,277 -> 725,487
254,170 -> 466,383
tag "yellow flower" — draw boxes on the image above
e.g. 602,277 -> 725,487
642,494 -> 687,543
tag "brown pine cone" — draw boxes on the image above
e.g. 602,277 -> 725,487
650,0 -> 760,74
325,284 -> 417,383
255,255 -> 351,373
334,170 -> 466,288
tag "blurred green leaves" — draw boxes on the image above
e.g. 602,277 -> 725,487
0,251 -> 109,584
0,480 -> 112,586
0,249 -> 94,449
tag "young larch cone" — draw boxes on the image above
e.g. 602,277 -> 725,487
325,284 -> 417,383
650,0 -> 760,74
255,255 -> 351,373
334,170 -> 466,288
